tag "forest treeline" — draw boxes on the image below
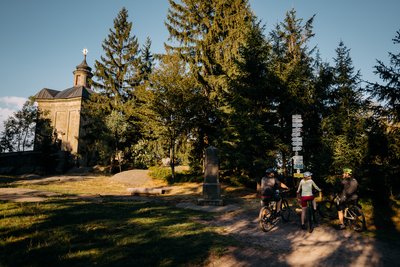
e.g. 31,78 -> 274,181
1,1 -> 399,197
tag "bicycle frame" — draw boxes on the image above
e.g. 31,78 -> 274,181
259,191 -> 294,232
343,204 -> 366,232
259,200 -> 278,232
305,199 -> 315,233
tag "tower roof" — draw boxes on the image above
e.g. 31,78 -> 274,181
35,86 -> 94,100
35,49 -> 94,101
76,55 -> 92,72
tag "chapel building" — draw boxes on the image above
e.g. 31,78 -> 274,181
34,51 -> 93,156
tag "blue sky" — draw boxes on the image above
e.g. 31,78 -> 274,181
0,0 -> 399,132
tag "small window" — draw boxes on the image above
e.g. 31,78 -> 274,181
75,75 -> 81,86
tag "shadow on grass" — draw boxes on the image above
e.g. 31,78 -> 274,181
2,182 -> 400,266
0,197 -> 236,266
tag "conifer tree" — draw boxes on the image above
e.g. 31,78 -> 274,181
223,21 -> 277,179
367,30 -> 400,123
269,9 -> 319,176
139,37 -> 154,83
93,7 -> 141,107
321,41 -> 367,174
84,7 -> 148,169
366,30 -> 400,195
165,0 -> 255,170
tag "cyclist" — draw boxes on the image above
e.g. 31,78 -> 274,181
336,168 -> 359,230
297,171 -> 322,230
260,168 -> 289,214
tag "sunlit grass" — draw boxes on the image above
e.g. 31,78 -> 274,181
0,198 -> 234,266
15,176 -> 129,196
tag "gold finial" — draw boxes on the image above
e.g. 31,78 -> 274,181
82,48 -> 88,56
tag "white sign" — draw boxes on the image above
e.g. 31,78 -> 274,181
293,155 -> 303,164
292,114 -> 302,152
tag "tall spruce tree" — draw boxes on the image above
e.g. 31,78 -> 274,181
93,7 -> 141,107
165,0 -> 254,171
269,9 -> 319,177
84,7 -> 146,169
367,30 -> 400,123
321,41 -> 367,176
366,29 -> 400,195
222,21 -> 278,181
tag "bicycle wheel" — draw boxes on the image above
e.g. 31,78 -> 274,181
318,199 -> 336,219
280,199 -> 292,222
306,203 -> 314,233
348,206 -> 366,232
259,206 -> 275,232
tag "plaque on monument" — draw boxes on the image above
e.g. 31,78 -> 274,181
198,146 -> 223,206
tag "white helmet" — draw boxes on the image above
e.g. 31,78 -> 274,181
303,171 -> 312,177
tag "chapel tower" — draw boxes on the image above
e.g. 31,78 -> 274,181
34,49 -> 93,156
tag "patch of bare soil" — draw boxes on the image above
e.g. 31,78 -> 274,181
0,187 -> 59,202
203,206 -> 399,267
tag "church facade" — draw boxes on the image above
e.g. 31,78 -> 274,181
34,51 -> 93,156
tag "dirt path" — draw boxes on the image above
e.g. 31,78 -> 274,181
1,170 -> 399,266
202,207 -> 398,267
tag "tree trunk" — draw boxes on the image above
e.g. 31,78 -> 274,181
170,137 -> 175,181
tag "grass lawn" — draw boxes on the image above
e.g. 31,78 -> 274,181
0,173 -> 239,266
1,172 -> 400,266
0,197 -> 233,266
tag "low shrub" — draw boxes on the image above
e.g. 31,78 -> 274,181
148,166 -> 202,184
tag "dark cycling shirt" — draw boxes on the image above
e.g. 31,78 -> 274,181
261,177 -> 281,200
261,177 -> 281,191
340,178 -> 358,202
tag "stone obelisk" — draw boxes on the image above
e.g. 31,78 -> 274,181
198,146 -> 223,206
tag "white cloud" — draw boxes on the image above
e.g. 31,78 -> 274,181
0,96 -> 27,109
0,96 -> 27,133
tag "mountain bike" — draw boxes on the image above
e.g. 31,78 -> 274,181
304,198 -> 317,233
259,189 -> 294,232
343,201 -> 366,232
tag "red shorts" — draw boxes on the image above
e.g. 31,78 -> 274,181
300,196 -> 314,207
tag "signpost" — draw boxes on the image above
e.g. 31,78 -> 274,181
292,114 -> 303,177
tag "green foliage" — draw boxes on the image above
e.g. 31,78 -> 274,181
367,29 -> 400,123
165,0 -> 255,171
148,166 -> 172,180
148,166 -> 202,184
0,98 -> 37,152
320,41 -> 367,176
32,5 -> 398,195
268,9 -> 320,176
82,8 -> 154,169
149,53 -> 205,179
219,21 -> 276,179
364,29 -> 400,195
129,139 -> 161,169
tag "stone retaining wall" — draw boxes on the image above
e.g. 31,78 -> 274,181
0,151 -> 71,175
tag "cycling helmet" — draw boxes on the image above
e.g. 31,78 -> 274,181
303,171 -> 312,177
343,168 -> 352,174
265,168 -> 276,174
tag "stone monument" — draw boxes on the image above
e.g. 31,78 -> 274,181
198,146 -> 223,206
